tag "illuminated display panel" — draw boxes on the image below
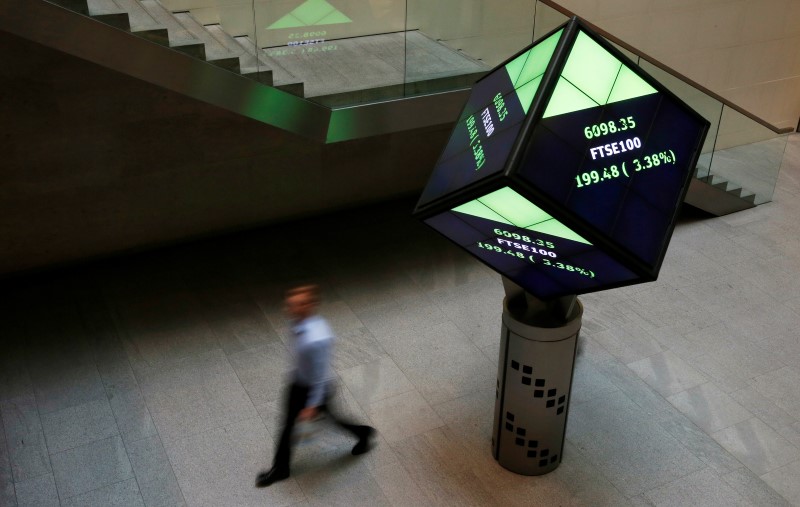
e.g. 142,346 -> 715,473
424,188 -> 640,299
516,31 -> 709,269
416,29 -> 564,208
414,18 -> 709,300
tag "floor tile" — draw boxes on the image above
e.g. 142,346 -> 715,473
144,371 -> 259,443
432,387 -> 494,455
658,414 -> 745,475
330,327 -> 386,372
106,386 -> 158,445
376,320 -> 495,406
370,460 -> 435,506
293,456 -> 390,506
667,382 -> 753,433
550,442 -> 630,507
30,363 -> 106,416
194,287 -> 282,356
366,391 -> 444,443
761,459 -> 800,506
628,350 -> 708,397
689,342 -> 787,394
429,279 -> 505,349
41,397 -> 118,454
338,356 -> 415,406
353,293 -> 449,340
566,390 -> 706,497
592,322 -> 665,365
722,467 -> 792,507
564,359 -> 620,405
0,395 -> 52,482
227,342 -> 292,408
51,434 -> 133,500
0,415 -> 16,507
711,417 -> 800,476
127,435 -> 185,507
164,417 -> 303,507
750,366 -> 800,419
642,467 -> 752,507
14,472 -> 59,507
61,477 -> 145,507
390,426 -> 523,506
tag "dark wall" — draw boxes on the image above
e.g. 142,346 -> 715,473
0,30 -> 451,276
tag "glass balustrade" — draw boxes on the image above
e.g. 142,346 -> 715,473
530,0 -> 788,204
41,0 -> 791,204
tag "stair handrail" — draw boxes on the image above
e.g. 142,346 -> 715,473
538,0 -> 794,135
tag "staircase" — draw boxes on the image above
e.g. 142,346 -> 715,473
54,0 -> 307,95
1,0 -> 774,217
685,173 -> 757,215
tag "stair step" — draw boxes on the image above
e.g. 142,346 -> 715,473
740,192 -> 757,203
111,0 -> 161,33
234,36 -> 303,93
132,27 -> 170,47
92,12 -> 131,30
49,0 -> 89,15
169,40 -> 207,60
173,13 -> 240,70
233,36 -> 271,73
86,0 -> 122,16
204,25 -> 246,56
138,1 -> 199,47
275,82 -> 305,97
726,185 -> 744,197
197,29 -> 271,84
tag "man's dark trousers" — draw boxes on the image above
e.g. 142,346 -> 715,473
272,382 -> 370,471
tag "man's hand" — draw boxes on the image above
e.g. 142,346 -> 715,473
299,406 -> 318,421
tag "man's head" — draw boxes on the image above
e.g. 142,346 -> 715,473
284,284 -> 320,321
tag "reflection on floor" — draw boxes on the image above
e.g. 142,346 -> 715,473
1,135 -> 799,506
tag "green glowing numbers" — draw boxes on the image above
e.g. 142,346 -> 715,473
494,93 -> 509,122
633,150 -> 676,171
478,242 -> 526,259
492,229 -> 555,249
574,164 -> 627,188
541,259 -> 595,278
414,17 -> 710,299
573,148 -> 678,190
465,115 -> 487,170
583,116 -> 636,139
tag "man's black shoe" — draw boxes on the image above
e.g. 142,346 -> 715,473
351,426 -> 375,456
255,467 -> 290,488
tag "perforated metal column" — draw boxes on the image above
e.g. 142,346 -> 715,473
491,298 -> 582,475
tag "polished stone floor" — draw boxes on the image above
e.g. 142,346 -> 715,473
1,134 -> 799,506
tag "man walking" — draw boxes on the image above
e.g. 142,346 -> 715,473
256,284 -> 374,488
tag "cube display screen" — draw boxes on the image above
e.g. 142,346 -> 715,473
416,29 -> 564,208
415,19 -> 709,300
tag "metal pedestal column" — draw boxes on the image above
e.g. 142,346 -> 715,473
491,286 -> 582,476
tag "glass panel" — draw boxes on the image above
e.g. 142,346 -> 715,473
403,0 -> 536,100
532,0 -> 568,41
710,106 -> 788,204
637,60 -> 722,180
252,0 -> 408,107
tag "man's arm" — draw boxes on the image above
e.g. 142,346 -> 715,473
299,339 -> 330,421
